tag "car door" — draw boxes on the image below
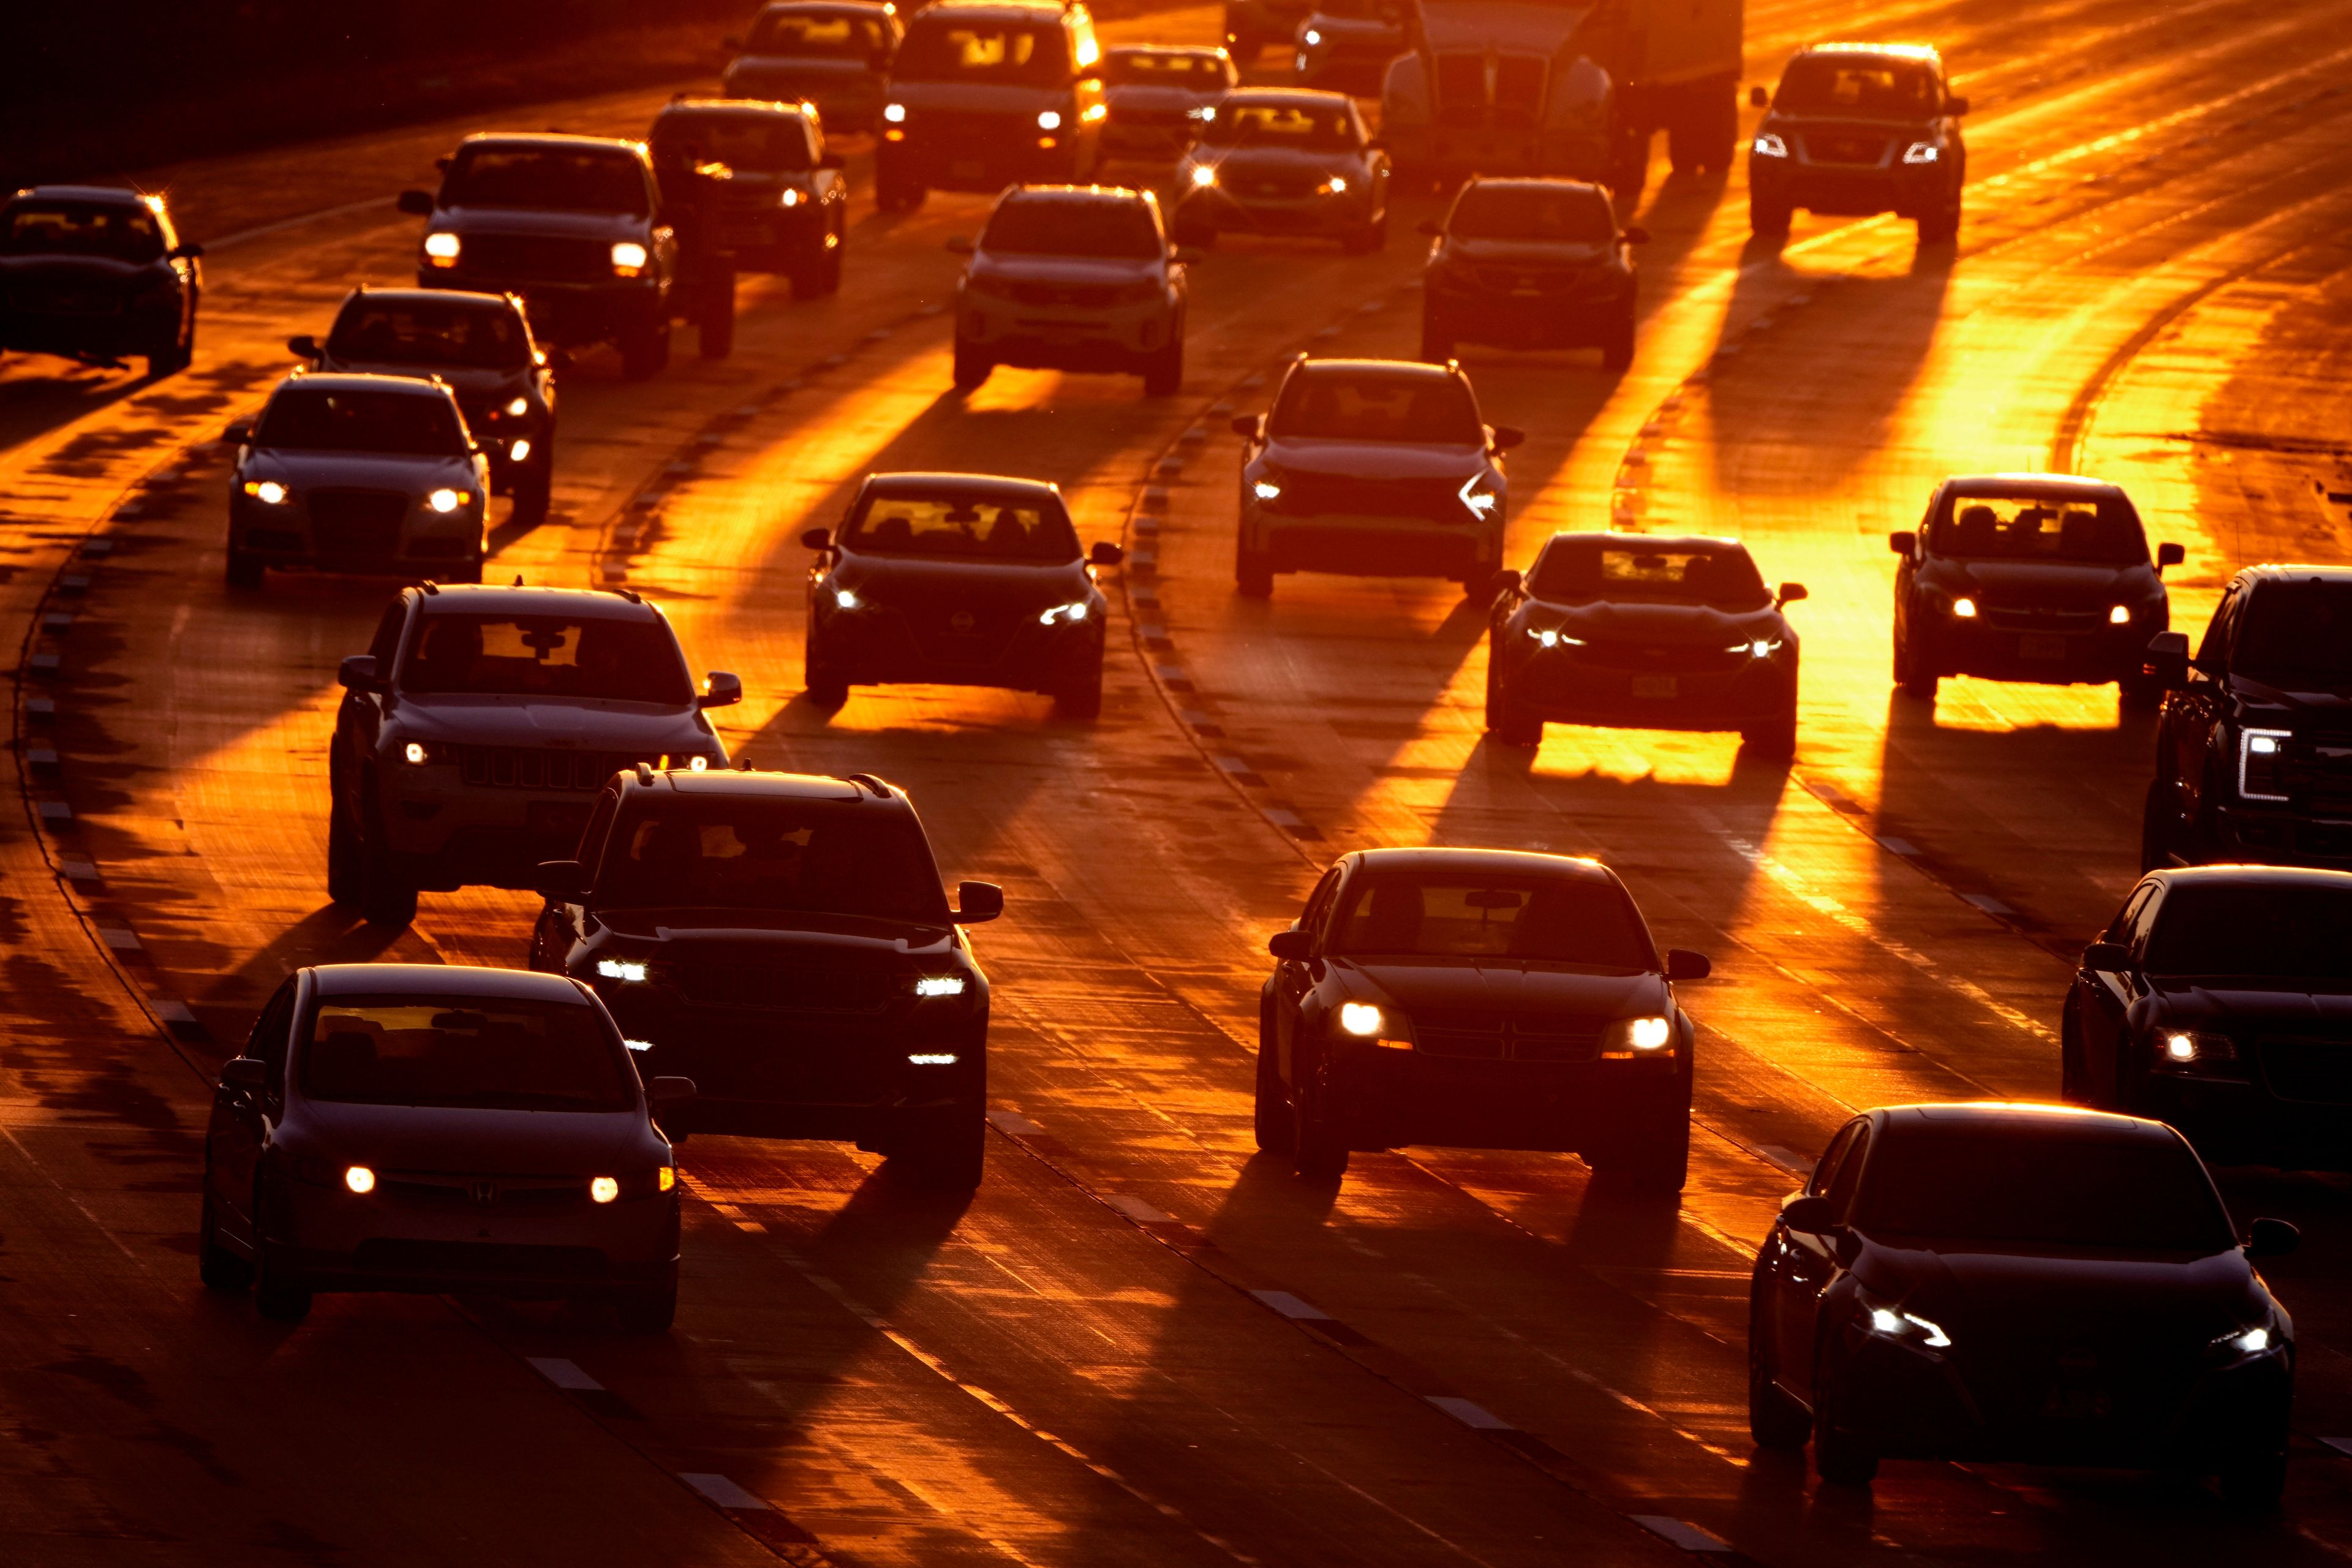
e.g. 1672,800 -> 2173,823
2173,581 -> 2240,820
1777,1118 -> 1869,1394
1273,867 -> 1343,1090
339,597 -> 408,791
214,979 -> 297,1241
2078,880 -> 2155,1099
533,786 -> 620,970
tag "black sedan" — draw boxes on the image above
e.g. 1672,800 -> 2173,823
1256,846 -> 1709,1188
1748,1102 -> 2297,1506
1487,532 -> 1806,758
1420,178 -> 1646,369
802,471 -> 1121,718
2064,864 -> 2352,1169
1,184 -> 202,375
1890,473 -> 2181,707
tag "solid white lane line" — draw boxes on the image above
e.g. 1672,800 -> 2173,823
679,1472 -> 771,1511
1425,1396 -> 1515,1431
527,1357 -> 604,1392
1630,1516 -> 1733,1554
1103,1194 -> 1176,1224
1250,1290 -> 1335,1322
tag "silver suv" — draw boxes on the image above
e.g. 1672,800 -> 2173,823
951,185 -> 1187,395
328,583 -> 741,926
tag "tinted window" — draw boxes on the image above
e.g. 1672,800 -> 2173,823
984,197 -> 1161,259
843,492 -> 1080,561
895,21 -> 1071,85
1270,370 -> 1482,443
654,114 -> 813,173
2143,881 -> 2352,979
1318,0 -> 1405,18
302,993 -> 633,1112
4,201 -> 164,262
1532,538 -> 1771,611
1203,100 -> 1357,149
2233,579 -> 2352,689
401,614 -> 694,705
595,796 -> 948,922
1102,50 -> 1229,88
1926,491 -> 2148,564
1448,184 -> 1614,243
443,147 -> 650,216
1856,1127 -> 2234,1251
747,10 -> 889,58
1327,871 -> 1656,971
1775,56 -> 1940,116
255,388 -> 466,456
329,298 -> 528,369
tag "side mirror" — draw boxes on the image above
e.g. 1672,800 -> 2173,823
2081,940 -> 2133,973
801,526 -> 832,551
1777,581 -> 1808,605
2247,1216 -> 2300,1258
1490,424 -> 1525,452
1782,1193 -> 1840,1234
224,421 -> 253,447
535,859 -> 586,902
220,1057 -> 268,1092
1748,85 -> 1770,108
2157,541 -> 2185,569
1945,94 -> 1970,116
168,241 -> 205,260
1888,529 -> 1917,556
1664,948 -> 1711,981
1088,540 -> 1124,567
818,151 -> 845,170
1416,218 -> 1442,236
954,880 -> 1003,924
650,1075 -> 698,1107
1487,567 -> 1521,598
1230,413 -> 1261,439
945,235 -> 976,254
396,189 -> 436,216
434,156 -> 452,173
698,670 -> 743,709
1621,224 -> 1651,244
336,654 -> 381,692
287,333 -> 321,360
1268,928 -> 1313,961
2144,630 -> 2190,691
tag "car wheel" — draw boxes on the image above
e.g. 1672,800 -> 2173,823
2139,775 -> 2178,872
897,1107 -> 986,1190
1253,1019 -> 1295,1155
621,318 -> 671,380
1343,211 -> 1385,254
1055,655 -> 1104,720
2217,1434 -> 2288,1511
1234,540 -> 1274,598
952,339 -> 993,392
698,271 -> 736,360
615,1277 -> 679,1335
1291,1067 -> 1349,1181
1747,1328 -> 1810,1450
1420,310 -> 1454,363
251,1183 -> 312,1324
1587,1110 -> 1690,1191
326,788 -> 363,907
1600,307 -> 1636,372
1812,1378 -> 1878,1485
1484,652 -> 1542,747
148,341 -> 192,378
1741,707 -> 1798,761
1893,635 -> 1938,701
508,461 -> 552,530
1749,192 -> 1792,236
1142,330 -> 1183,398
2119,669 -> 2164,712
198,1188 -> 253,1291
1916,194 -> 1961,245
358,805 -> 418,928
224,542 -> 263,589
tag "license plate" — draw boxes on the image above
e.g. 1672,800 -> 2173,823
950,159 -> 986,180
1631,675 -> 1678,698
2020,633 -> 2068,660
2041,1385 -> 2111,1421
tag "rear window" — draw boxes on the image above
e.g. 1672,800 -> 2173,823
1328,870 -> 1656,971
1856,1127 -> 2233,1252
595,796 -> 949,922
1774,56 -> 1940,117
1270,370 -> 1482,444
1531,538 -> 1771,611
895,20 -> 1072,85
654,114 -> 813,174
443,147 -> 651,216
747,10 -> 891,58
1448,184 -> 1614,243
328,298 -> 528,369
1102,50 -> 1230,88
1202,100 -> 1357,150
401,613 -> 694,705
4,201 -> 164,262
844,492 -> 1080,561
982,197 -> 1161,259
301,994 -> 633,1112
1926,491 -> 2148,564
2233,579 -> 2352,690
255,387 -> 466,456
2144,880 -> 2352,979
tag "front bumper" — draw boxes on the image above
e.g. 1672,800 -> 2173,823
814,600 -> 1102,692
1427,277 -> 1630,348
2,301 -> 181,359
418,272 -> 663,347
2139,1061 -> 2352,1170
1101,115 -> 1201,158
1913,617 -> 2154,685
276,1180 -> 679,1298
714,203 -> 830,271
1179,185 -> 1369,238
1328,1048 -> 1687,1153
1754,155 -> 1947,217
880,132 -> 1088,192
375,767 -> 650,888
1243,497 -> 1500,580
957,293 -> 1174,366
2206,803 -> 2352,870
1504,646 -> 1796,733
230,494 -> 481,576
1388,126 -> 1607,182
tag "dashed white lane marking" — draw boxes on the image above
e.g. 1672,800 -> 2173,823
1962,892 -> 2016,917
986,1109 -> 1046,1136
1877,835 -> 1921,857
1425,1396 -> 1515,1431
1755,1145 -> 1814,1178
208,193 -> 406,249
1102,1195 -> 1175,1224
1251,1289 -> 1335,1322
2323,1436 -> 2352,1459
680,1472 -> 772,1511
1630,1516 -> 1734,1554
527,1357 -> 604,1392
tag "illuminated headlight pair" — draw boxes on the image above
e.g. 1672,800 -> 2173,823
597,957 -> 650,983
1857,1286 -> 1952,1349
1039,601 -> 1090,627
1600,1015 -> 1673,1058
243,479 -> 290,505
1334,1001 -> 1409,1047
427,488 -> 472,514
2241,728 -> 2291,802
1527,625 -> 1586,649
1725,636 -> 1785,658
1752,132 -> 1788,159
2158,1029 -> 2236,1067
609,241 -> 650,277
1902,141 -> 1940,164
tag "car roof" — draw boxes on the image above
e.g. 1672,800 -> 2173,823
308,962 -> 590,1002
412,583 -> 665,623
1221,86 -> 1354,108
2231,563 -> 2352,586
636,769 -> 878,802
2147,863 -> 2352,892
757,0 -> 895,12
658,97 -> 816,121
1346,846 -> 1623,883
271,371 -> 457,399
998,182 -> 1151,208
1461,175 -> 1609,197
1798,41 -> 1942,64
336,287 -> 519,315
910,0 -> 1070,20
456,132 -> 649,157
1871,1101 -> 2181,1144
1940,472 -> 2125,499
862,469 -> 1065,502
1107,43 -> 1224,56
1289,356 -> 1458,385
1540,530 -> 1753,556
10,184 -> 161,208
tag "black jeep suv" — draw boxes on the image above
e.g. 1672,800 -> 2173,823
1748,43 -> 1966,242
530,767 -> 1001,1188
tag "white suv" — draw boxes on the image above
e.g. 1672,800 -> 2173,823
328,583 -> 741,926
950,185 -> 1188,396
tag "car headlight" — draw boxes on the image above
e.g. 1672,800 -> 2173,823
914,974 -> 968,997
1752,132 -> 1788,158
1726,636 -> 1786,657
1038,109 -> 1064,131
1186,105 -> 1215,122
505,396 -> 530,417
884,102 -> 907,123
1903,141 -> 1940,164
1253,478 -> 1282,502
510,438 -> 531,463
1601,1015 -> 1673,1058
1039,601 -> 1090,626
426,488 -> 470,514
399,740 -> 450,765
1191,164 -> 1219,188
1857,1287 -> 1952,1350
908,1052 -> 960,1065
1319,174 -> 1349,195
1950,595 -> 1977,619
2157,1029 -> 2237,1068
2240,728 -> 2291,802
780,187 -> 802,208
596,957 -> 649,983
590,1176 -> 620,1204
344,1164 -> 377,1194
2208,1316 -> 2280,1361
611,241 -> 649,277
423,231 -> 461,266
1303,26 -> 1322,43
1458,473 -> 1499,518
2106,603 -> 2133,625
1527,625 -> 1586,648
1333,1000 -> 1410,1047
656,752 -> 712,772
243,479 -> 290,505
832,584 -> 861,610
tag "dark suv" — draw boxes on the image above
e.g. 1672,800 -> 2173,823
1419,178 -> 1645,368
1748,43 -> 1966,242
878,0 -> 1106,209
529,768 -> 1001,1188
2143,565 -> 2352,870
0,184 -> 202,375
650,97 -> 850,298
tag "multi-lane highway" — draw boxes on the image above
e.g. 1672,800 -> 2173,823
6,0 -> 2352,1561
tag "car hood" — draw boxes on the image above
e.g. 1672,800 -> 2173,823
1446,238 -> 1615,266
2223,674 -> 2352,714
318,359 -> 534,401
1106,84 -> 1218,112
386,693 -> 706,747
729,55 -> 876,80
890,80 -> 1061,113
0,255 -> 165,285
1195,145 -> 1362,178
1921,557 -> 2156,608
239,449 -> 474,487
1540,598 -> 1788,643
1306,15 -> 1404,40
594,906 -> 957,954
969,253 -> 1162,286
298,1101 -> 650,1173
2149,978 -> 2352,1023
834,552 -> 1093,611
1856,1239 -> 2264,1344
1767,111 -> 1939,137
1330,956 -> 1665,1022
434,206 -> 648,241
1262,436 -> 1487,480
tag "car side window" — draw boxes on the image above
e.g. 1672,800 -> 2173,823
2126,884 -> 2166,954
1297,869 -> 1344,948
367,601 -> 408,673
1823,1122 -> 1872,1218
577,788 -> 622,874
2106,883 -> 2154,943
1807,1120 -> 1860,1196
2195,584 -> 2239,669
247,980 -> 297,1096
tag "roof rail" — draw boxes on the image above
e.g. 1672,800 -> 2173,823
844,772 -> 892,797
635,761 -> 657,785
606,586 -> 643,603
418,580 -> 439,595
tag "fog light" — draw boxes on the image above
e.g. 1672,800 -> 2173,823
345,1165 -> 376,1194
590,1176 -> 619,1204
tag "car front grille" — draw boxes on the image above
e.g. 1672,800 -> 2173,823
380,1174 -> 588,1214
1575,638 -> 1747,675
1983,605 -> 2105,632
1272,469 -> 1469,519
308,489 -> 409,557
2258,1037 -> 2352,1104
1229,170 -> 1325,200
1413,1012 -> 1602,1062
1470,263 -> 1588,294
1009,279 -> 1121,307
908,606 -> 1023,665
458,233 -> 612,284
2277,739 -> 2352,816
453,745 -> 648,791
676,962 -> 897,1014
1431,52 -> 1545,127
1803,134 -> 1890,166
352,1238 -> 607,1276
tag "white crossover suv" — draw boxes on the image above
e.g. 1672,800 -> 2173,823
950,184 -> 1188,396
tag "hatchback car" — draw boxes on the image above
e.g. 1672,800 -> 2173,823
1257,847 -> 1709,1187
1748,1102 -> 2296,1507
951,185 -> 1186,394
1487,533 -> 1806,757
1421,178 -> 1646,368
0,184 -> 202,375
1173,88 -> 1390,252
650,97 -> 849,297
723,0 -> 903,132
225,372 -> 490,588
1098,46 -> 1236,160
2065,864 -> 2352,1170
530,768 -> 1000,1188
1749,42 -> 1966,241
1290,0 -> 1408,94
329,582 -> 739,926
802,471 -> 1121,716
199,963 -> 693,1330
1232,356 -> 1518,596
878,0 -> 1106,209
292,288 -> 556,526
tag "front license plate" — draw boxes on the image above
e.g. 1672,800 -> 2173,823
2041,1385 -> 2111,1421
2020,633 -> 2068,660
1631,674 -> 1678,698
950,159 -> 986,181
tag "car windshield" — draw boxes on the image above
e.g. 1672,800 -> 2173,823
843,493 -> 1081,560
2234,579 -> 2352,690
1926,492 -> 2148,564
654,115 -> 813,174
3,201 -> 165,262
747,10 -> 888,57
1328,871 -> 1656,971
595,797 -> 949,921
442,147 -> 650,215
1270,371 -> 1482,444
982,198 -> 1161,258
327,300 -> 529,369
1857,1127 -> 2234,1251
255,388 -> 466,456
301,995 -> 634,1112
1317,0 -> 1405,21
1774,56 -> 1940,117
401,614 -> 695,704
894,21 -> 1071,85
1449,184 -> 1615,243
2143,880 -> 2352,979
1531,538 -> 1771,611
1102,50 -> 1228,87
1203,101 -> 1357,149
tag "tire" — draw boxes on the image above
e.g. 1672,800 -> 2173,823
1484,650 -> 1542,747
1748,1333 -> 1810,1450
1235,543 -> 1273,598
1587,1110 -> 1691,1192
797,228 -> 845,297
1742,707 -> 1798,761
621,318 -> 671,380
148,342 -> 192,378
2119,670 -> 2164,712
224,543 -> 263,589
508,461 -> 552,530
1343,212 -> 1386,254
2140,775 -> 2177,872
1142,331 -> 1183,398
615,1278 -> 679,1335
1290,1066 -> 1349,1181
698,271 -> 736,360
1812,1392 -> 1879,1485
1420,310 -> 1453,364
326,790 -> 362,906
952,339 -> 993,393
251,1183 -> 312,1323
1253,1025 -> 1294,1155
1055,655 -> 1104,720
1893,635 -> 1938,701
898,1107 -> 986,1190
1600,307 -> 1635,372
197,1189 -> 252,1291
1749,192 -> 1792,236
2217,1437 -> 2288,1511
1916,193 -> 1962,245
358,807 -> 418,929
